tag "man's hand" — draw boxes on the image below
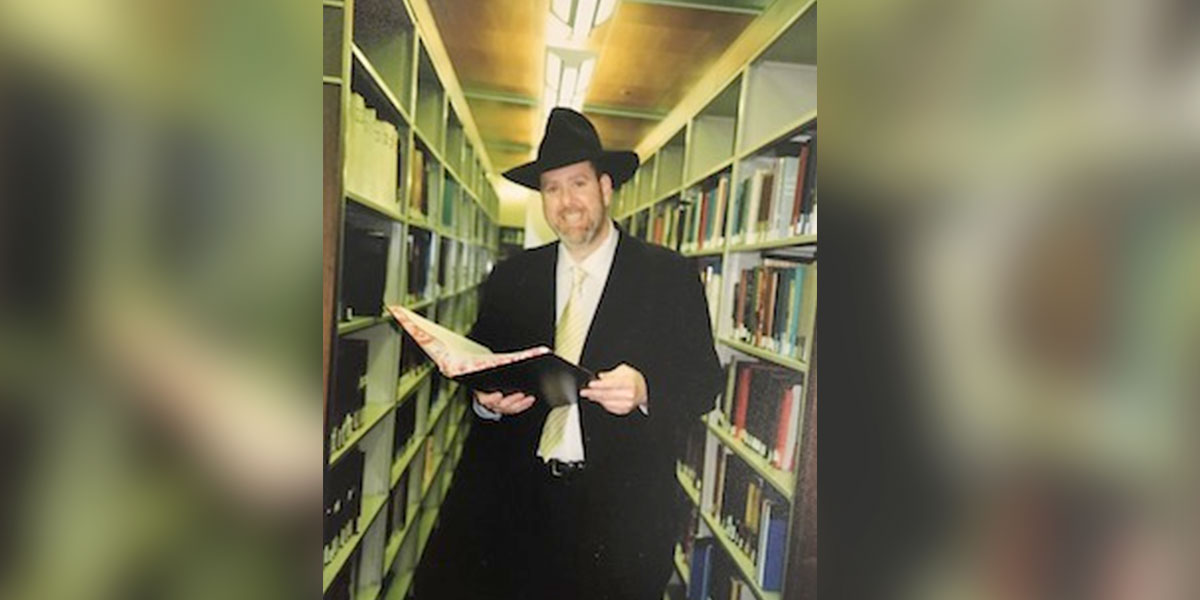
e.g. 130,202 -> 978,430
581,363 -> 647,415
475,390 -> 535,416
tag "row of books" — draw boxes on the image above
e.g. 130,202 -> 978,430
346,93 -> 400,206
324,449 -> 364,565
687,537 -> 765,600
340,205 -> 390,320
699,440 -> 789,592
404,228 -> 435,303
436,239 -> 488,294
328,339 -> 368,455
724,362 -> 805,472
645,199 -> 684,250
408,146 -> 436,220
729,133 -> 817,244
437,290 -> 480,334
730,259 -> 811,360
680,173 -> 731,252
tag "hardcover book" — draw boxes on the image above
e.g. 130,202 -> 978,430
387,304 -> 593,408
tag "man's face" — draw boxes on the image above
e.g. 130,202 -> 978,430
539,160 -> 613,251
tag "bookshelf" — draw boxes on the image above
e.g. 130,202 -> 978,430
618,2 -> 817,599
323,0 -> 500,598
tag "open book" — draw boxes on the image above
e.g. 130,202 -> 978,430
386,305 -> 593,408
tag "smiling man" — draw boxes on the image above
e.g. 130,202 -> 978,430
417,108 -> 723,599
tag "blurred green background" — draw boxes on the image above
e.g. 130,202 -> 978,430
0,0 -> 318,598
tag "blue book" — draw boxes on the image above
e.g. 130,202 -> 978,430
687,539 -> 715,600
758,503 -> 788,591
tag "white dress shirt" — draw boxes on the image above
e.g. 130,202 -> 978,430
474,223 -> 645,460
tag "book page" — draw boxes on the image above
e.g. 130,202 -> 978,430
386,305 -> 551,378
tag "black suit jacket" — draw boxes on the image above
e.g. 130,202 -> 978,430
415,226 -> 723,599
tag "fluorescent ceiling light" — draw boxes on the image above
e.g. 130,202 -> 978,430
551,0 -> 572,23
559,66 -> 579,106
546,52 -> 563,87
596,0 -> 617,24
573,0 -> 598,41
576,58 -> 595,96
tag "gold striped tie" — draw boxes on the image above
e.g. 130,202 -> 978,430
538,267 -> 588,458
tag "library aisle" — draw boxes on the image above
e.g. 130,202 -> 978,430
323,1 -> 816,599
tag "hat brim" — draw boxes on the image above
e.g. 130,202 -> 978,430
502,150 -> 639,191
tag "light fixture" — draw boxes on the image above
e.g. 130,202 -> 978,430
540,1 -> 615,139
546,0 -> 618,47
544,48 -> 596,114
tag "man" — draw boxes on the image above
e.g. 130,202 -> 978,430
416,108 -> 722,600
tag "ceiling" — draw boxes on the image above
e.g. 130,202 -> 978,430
425,0 -> 773,186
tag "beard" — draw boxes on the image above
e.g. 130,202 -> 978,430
555,210 -> 603,248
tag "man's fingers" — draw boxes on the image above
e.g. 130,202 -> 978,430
581,388 -> 635,402
586,379 -> 627,389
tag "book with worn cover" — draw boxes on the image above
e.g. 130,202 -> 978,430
387,304 -> 593,408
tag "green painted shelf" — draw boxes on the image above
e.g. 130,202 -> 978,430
397,365 -> 434,402
737,106 -> 817,163
404,295 -> 436,311
703,412 -> 795,501
717,337 -> 809,373
383,509 -> 418,573
338,315 -> 386,335
351,44 -> 414,128
322,493 -> 388,592
697,508 -> 779,600
384,569 -> 416,600
676,462 -> 702,506
391,433 -> 425,489
329,402 -> 395,466
726,233 -> 817,254
346,189 -> 404,223
674,543 -> 690,586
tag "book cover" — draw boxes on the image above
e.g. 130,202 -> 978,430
686,538 -> 715,600
759,502 -> 789,591
387,304 -> 593,408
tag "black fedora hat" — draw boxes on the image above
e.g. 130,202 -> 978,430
502,107 -> 639,190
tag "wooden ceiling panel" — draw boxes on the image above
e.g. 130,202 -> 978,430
426,0 -> 544,98
468,98 -> 539,148
582,113 -> 660,154
490,148 -> 538,174
422,0 -> 763,182
588,3 -> 754,111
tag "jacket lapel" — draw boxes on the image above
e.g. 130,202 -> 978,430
580,226 -> 641,370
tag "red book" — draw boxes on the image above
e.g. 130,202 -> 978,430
733,364 -> 753,438
773,385 -> 794,468
696,190 -> 710,250
791,144 -> 811,232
